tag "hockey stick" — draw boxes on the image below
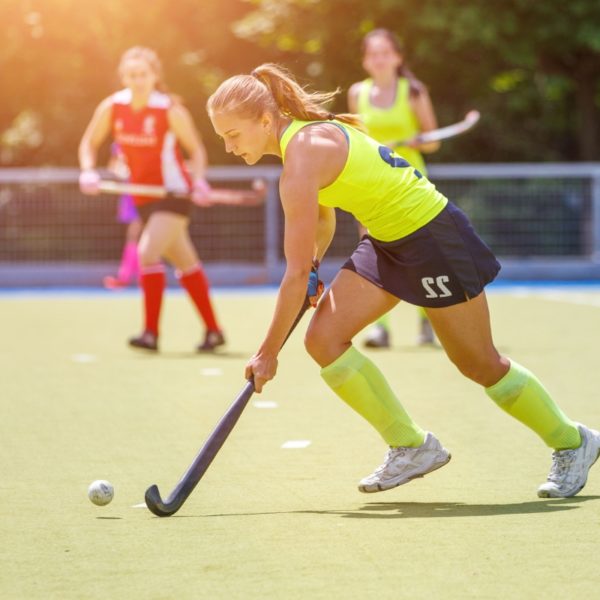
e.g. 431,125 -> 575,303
386,110 -> 480,148
97,180 -> 266,207
144,297 -> 312,517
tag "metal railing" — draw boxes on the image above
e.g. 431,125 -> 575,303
0,163 -> 599,287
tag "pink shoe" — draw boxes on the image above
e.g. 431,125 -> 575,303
103,275 -> 130,290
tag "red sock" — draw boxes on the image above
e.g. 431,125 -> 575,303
140,265 -> 166,336
178,265 -> 220,331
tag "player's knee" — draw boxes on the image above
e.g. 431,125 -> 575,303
304,322 -> 335,365
138,246 -> 159,267
451,355 -> 504,387
304,323 -> 323,359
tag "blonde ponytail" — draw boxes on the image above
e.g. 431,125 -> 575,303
208,63 -> 365,131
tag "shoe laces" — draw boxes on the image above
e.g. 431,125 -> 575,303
548,449 -> 576,483
374,447 -> 408,475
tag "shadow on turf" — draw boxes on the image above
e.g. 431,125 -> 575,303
131,350 -> 248,360
176,496 -> 600,520
377,344 -> 511,355
325,496 -> 600,519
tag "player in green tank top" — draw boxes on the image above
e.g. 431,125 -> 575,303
348,29 -> 441,348
207,63 -> 600,500
348,30 -> 439,175
279,118 -> 447,241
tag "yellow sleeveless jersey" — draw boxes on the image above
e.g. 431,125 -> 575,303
357,77 -> 427,175
279,119 -> 447,242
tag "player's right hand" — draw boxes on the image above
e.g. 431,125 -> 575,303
245,352 -> 278,393
79,170 -> 101,195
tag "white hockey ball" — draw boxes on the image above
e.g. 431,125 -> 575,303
88,480 -> 114,506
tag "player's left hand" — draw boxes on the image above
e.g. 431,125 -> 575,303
79,169 -> 101,195
191,178 -> 213,207
307,260 -> 324,308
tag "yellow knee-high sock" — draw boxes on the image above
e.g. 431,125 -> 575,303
321,346 -> 425,447
485,361 -> 581,450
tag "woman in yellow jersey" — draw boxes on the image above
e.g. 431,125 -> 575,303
207,63 -> 600,499
348,28 -> 440,348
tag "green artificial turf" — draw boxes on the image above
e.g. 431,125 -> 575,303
1,288 -> 600,599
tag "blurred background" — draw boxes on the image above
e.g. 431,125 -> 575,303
1,0 -> 600,286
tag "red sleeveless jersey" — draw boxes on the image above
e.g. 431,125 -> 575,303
111,89 -> 192,206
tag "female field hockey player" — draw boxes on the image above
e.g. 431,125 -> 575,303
207,63 -> 600,498
79,46 -> 225,352
348,28 -> 440,348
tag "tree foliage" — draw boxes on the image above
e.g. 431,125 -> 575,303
1,0 -> 598,165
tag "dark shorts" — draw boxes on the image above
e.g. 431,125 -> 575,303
341,202 -> 501,308
136,197 -> 192,224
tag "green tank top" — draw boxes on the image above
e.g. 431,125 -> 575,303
357,77 -> 427,175
279,119 -> 447,242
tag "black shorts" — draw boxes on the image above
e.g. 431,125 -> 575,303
136,197 -> 192,224
341,202 -> 501,308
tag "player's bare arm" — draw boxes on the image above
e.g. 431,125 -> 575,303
78,97 -> 113,171
246,126 -> 346,391
315,204 -> 336,263
410,88 -> 440,153
347,82 -> 362,115
168,103 -> 208,180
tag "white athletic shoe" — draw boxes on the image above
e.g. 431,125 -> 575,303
417,317 -> 436,346
363,324 -> 390,349
537,424 -> 600,498
358,432 -> 451,493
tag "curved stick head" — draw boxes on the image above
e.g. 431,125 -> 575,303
145,484 -> 174,517
465,110 -> 481,124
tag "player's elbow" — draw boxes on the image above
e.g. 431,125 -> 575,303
78,138 -> 94,166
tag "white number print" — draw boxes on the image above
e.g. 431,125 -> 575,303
421,275 -> 452,299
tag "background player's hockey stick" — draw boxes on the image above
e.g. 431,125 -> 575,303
144,297 -> 312,517
386,110 -> 480,148
97,180 -> 266,206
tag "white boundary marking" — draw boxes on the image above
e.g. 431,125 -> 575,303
281,440 -> 311,449
131,503 -> 146,508
200,368 -> 223,376
510,289 -> 600,308
71,353 -> 97,363
538,292 -> 600,307
253,400 -> 278,409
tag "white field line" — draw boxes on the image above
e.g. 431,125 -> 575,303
281,440 -> 311,449
513,290 -> 600,308
71,353 -> 97,363
200,368 -> 223,376
253,400 -> 278,409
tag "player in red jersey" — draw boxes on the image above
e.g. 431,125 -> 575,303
79,46 -> 225,352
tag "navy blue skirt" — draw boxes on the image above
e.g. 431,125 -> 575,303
341,202 -> 501,308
